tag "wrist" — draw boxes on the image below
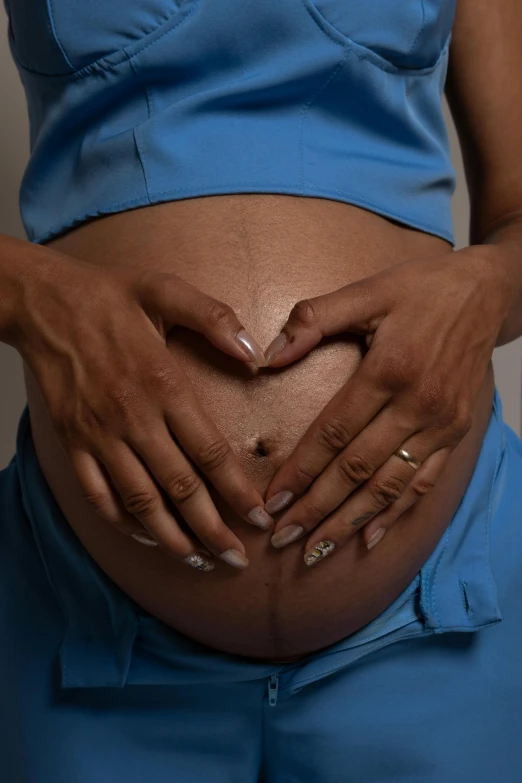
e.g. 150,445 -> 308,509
0,233 -> 56,351
465,241 -> 518,292
469,215 -> 522,345
452,241 -> 515,306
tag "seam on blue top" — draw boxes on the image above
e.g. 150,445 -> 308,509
299,48 -> 351,191
10,46 -> 127,79
10,1 -> 453,81
127,0 -> 204,63
29,185 -> 456,246
300,0 -> 452,76
300,0 -> 345,52
406,0 -> 427,57
132,133 -> 152,203
124,51 -> 153,204
46,0 -> 75,71
10,0 -> 203,80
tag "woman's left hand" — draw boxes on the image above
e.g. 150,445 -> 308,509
262,246 -> 511,565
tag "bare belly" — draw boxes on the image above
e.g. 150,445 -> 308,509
24,194 -> 495,661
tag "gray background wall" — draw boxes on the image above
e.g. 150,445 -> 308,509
1,9 -> 521,469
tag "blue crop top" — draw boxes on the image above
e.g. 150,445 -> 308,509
3,0 -> 458,246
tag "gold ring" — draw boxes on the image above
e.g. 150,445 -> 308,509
393,447 -> 421,470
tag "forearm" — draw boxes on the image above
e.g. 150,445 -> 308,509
470,214 -> 522,347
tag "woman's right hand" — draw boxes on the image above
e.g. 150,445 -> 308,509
8,238 -> 274,570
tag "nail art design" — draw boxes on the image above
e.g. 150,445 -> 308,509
247,506 -> 274,530
304,539 -> 336,566
185,552 -> 215,571
265,490 -> 294,515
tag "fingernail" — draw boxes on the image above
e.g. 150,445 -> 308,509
367,527 -> 386,550
271,524 -> 304,548
220,548 -> 249,569
236,329 -> 267,367
185,552 -> 215,571
304,539 -> 336,566
265,332 -> 287,364
265,490 -> 294,514
132,532 -> 158,547
247,506 -> 274,530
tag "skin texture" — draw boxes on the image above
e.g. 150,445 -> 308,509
23,194 -> 495,661
15,0 -> 522,660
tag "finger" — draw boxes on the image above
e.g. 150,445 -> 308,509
270,405 -> 418,547
140,273 -> 266,367
264,361 -> 391,514
101,441 -> 213,565
69,449 -> 145,537
264,277 -> 388,367
126,428 -> 252,567
362,447 -> 451,548
163,388 -> 274,531
99,440 -> 247,570
303,443 -> 451,567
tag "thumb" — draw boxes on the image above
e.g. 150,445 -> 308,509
264,278 -> 386,367
137,271 -> 266,368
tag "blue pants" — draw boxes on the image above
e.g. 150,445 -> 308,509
1,386 -> 521,782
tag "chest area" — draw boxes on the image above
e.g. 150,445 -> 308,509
5,0 -> 456,76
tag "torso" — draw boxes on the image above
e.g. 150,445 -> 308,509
24,194 -> 495,662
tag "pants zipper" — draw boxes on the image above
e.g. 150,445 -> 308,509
268,673 -> 279,707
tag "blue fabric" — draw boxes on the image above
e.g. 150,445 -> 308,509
3,0 -> 458,246
1,385 -> 522,780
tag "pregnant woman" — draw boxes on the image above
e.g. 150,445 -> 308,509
1,0 -> 522,780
